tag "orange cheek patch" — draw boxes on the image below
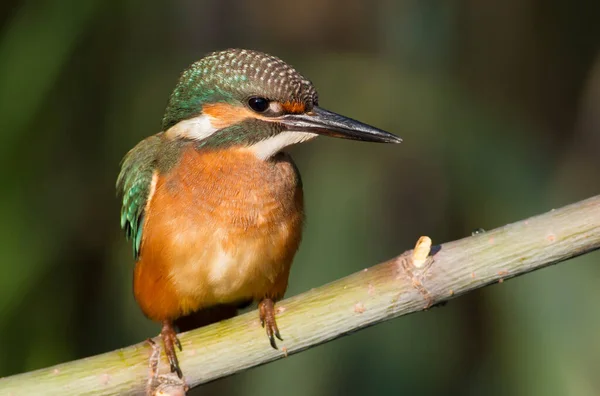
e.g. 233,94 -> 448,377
202,101 -> 306,129
202,103 -> 254,129
281,101 -> 306,114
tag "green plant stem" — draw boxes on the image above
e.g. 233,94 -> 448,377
1,195 -> 599,395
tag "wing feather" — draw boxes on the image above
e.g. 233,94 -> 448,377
116,135 -> 162,260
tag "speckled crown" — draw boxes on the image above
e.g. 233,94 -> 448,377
162,49 -> 319,130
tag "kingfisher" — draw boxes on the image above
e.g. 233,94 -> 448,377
117,48 -> 401,378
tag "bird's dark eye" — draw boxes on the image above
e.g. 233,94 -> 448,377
248,97 -> 270,113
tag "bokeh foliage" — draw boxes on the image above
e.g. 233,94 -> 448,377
0,1 -> 599,395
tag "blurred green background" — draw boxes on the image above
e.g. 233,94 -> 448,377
1,0 -> 599,395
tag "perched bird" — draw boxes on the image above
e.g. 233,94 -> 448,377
117,49 -> 401,378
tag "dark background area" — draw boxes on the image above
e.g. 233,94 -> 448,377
1,1 -> 599,395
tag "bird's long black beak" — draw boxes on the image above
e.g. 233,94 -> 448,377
279,106 -> 402,144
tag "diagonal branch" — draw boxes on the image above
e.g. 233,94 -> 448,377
1,195 -> 599,395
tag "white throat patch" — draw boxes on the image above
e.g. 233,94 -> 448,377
165,114 -> 218,140
250,131 -> 318,159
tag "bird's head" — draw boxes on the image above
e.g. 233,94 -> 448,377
163,49 -> 401,158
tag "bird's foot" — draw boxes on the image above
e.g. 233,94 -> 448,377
161,321 -> 183,378
146,338 -> 188,396
259,298 -> 283,349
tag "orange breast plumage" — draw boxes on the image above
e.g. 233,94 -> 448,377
133,145 -> 304,321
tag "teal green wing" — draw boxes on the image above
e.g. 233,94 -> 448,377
116,134 -> 162,260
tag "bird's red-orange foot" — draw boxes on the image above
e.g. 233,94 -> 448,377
160,321 -> 183,378
259,298 -> 283,349
146,338 -> 188,396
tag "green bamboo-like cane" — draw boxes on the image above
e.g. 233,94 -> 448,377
1,195 -> 599,395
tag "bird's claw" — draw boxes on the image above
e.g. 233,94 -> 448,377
259,298 -> 283,349
169,360 -> 182,379
146,338 -> 188,396
161,321 -> 183,378
147,338 -> 160,380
